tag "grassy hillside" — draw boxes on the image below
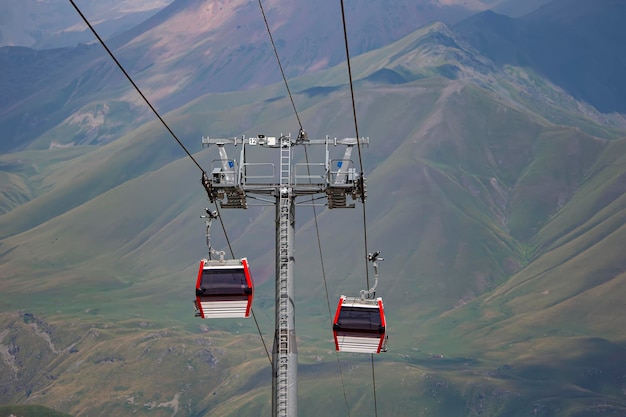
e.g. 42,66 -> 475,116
1,21 -> 626,417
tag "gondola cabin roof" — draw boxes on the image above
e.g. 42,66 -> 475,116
195,258 -> 253,319
333,295 -> 387,354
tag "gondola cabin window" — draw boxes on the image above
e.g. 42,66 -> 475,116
198,267 -> 252,295
335,306 -> 384,332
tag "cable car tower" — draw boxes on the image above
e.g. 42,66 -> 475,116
200,131 -> 368,417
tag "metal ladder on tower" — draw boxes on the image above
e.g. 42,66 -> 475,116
276,135 -> 291,417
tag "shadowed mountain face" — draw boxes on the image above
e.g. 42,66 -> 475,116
1,1 -> 626,416
455,0 -> 626,113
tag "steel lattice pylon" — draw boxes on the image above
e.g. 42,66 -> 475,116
201,133 -> 368,417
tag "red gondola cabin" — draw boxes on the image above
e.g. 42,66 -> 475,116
333,295 -> 387,354
195,258 -> 253,319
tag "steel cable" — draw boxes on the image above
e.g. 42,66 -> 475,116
339,1 -> 380,415
68,0 -> 273,368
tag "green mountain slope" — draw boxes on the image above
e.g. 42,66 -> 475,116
1,19 -> 626,417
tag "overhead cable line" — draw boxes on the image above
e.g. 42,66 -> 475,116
257,0 -> 303,131
301,137 -> 354,417
339,0 -> 371,289
214,202 -> 273,366
371,355 -> 379,414
339,0 -> 365,172
339,1 -> 380,416
313,192 -> 351,417
68,0 -> 272,367
258,1 -> 352,414
305,146 -> 352,417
